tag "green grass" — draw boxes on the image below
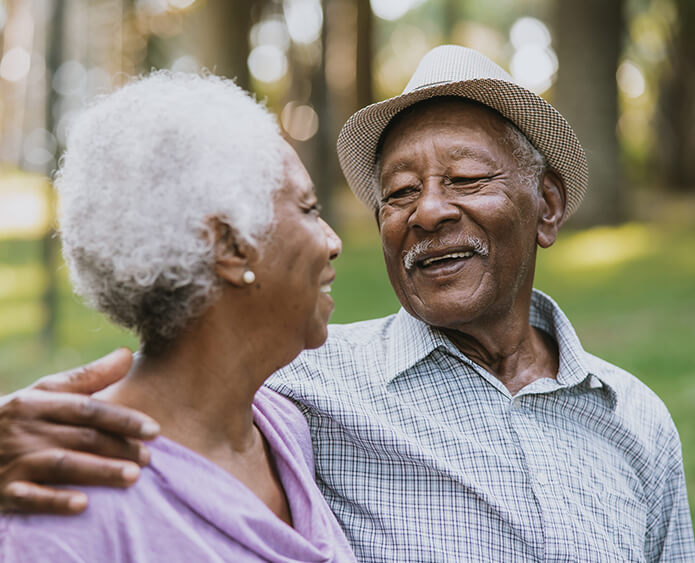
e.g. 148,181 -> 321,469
0,221 -> 694,520
534,222 -> 695,520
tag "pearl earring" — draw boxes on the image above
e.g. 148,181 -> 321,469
242,270 -> 256,285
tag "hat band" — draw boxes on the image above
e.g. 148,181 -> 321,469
411,79 -> 455,91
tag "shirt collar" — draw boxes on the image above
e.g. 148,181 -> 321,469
529,290 -> 617,406
383,289 -> 617,406
382,307 -> 449,384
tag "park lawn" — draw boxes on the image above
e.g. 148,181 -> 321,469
0,220 -> 694,519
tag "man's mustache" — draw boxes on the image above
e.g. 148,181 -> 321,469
402,235 -> 489,270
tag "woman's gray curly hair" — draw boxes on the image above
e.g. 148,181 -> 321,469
55,71 -> 285,354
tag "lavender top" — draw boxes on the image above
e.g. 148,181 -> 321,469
0,387 -> 356,562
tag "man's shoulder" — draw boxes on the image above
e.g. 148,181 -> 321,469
583,351 -> 676,432
266,313 -> 399,395
301,314 -> 398,365
326,314 -> 399,346
584,352 -> 662,402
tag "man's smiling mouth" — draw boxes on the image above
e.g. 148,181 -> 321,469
420,251 -> 475,267
403,235 -> 489,271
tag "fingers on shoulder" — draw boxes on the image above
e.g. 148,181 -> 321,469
2,448 -> 140,487
33,349 -> 133,394
3,390 -> 157,440
2,480 -> 88,515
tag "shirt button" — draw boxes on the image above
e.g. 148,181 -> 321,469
536,472 -> 550,486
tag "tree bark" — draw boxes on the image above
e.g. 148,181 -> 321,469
442,0 -> 458,43
191,0 -> 255,88
553,0 -> 625,226
655,0 -> 695,192
41,0 -> 66,348
356,0 -> 372,109
311,0 -> 337,226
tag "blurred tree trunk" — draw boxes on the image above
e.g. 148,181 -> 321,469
553,0 -> 625,226
294,0 -> 372,230
655,0 -> 695,192
442,0 -> 458,43
42,0 -> 65,348
192,0 -> 255,88
356,0 -> 373,109
310,0 -> 337,226
0,0 -> 31,164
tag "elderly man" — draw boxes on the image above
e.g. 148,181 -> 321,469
1,46 -> 693,561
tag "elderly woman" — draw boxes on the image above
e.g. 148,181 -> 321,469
0,73 -> 355,562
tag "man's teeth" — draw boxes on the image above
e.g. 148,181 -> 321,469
320,284 -> 332,294
421,251 -> 474,267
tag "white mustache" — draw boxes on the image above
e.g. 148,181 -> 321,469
402,235 -> 489,270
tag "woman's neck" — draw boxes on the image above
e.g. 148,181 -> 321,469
97,306 -> 296,456
95,300 -> 299,527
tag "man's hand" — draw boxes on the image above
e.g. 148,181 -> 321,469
0,349 -> 160,515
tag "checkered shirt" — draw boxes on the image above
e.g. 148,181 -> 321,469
266,289 -> 695,562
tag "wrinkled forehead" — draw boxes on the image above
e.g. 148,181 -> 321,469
277,140 -> 315,199
377,97 -> 511,158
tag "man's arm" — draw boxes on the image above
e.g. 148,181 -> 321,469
645,422 -> 695,560
0,349 -> 159,515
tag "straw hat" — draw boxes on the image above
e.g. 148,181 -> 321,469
336,45 -> 588,218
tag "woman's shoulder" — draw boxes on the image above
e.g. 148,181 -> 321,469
255,386 -> 309,432
255,385 -> 314,472
0,479 -> 156,561
0,446 -> 256,562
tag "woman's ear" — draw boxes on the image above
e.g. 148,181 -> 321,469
208,217 -> 256,287
536,171 -> 566,249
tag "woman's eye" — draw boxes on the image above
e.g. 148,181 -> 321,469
306,203 -> 322,215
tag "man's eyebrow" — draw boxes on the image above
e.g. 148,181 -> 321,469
448,146 -> 498,167
380,147 -> 499,179
380,160 -> 412,178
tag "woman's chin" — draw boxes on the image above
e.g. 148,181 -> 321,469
304,321 -> 330,350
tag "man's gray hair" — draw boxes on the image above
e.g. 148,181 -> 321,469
56,71 -> 284,353
499,120 -> 547,191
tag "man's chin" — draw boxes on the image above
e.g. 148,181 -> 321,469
403,288 -> 489,329
405,299 -> 485,331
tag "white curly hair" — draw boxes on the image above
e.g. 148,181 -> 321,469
55,71 -> 285,353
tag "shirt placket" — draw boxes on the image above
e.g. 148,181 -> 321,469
507,392 -> 578,561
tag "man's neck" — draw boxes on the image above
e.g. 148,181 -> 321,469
441,308 -> 559,396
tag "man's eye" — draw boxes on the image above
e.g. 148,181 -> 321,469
448,176 -> 481,185
382,186 -> 416,203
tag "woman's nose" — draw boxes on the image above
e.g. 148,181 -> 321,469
320,218 -> 342,260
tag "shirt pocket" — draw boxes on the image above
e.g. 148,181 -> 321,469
596,484 -> 647,561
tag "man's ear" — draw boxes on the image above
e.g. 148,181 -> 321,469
536,170 -> 566,249
208,217 -> 256,287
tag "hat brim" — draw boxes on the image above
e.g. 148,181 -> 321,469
336,78 -> 588,218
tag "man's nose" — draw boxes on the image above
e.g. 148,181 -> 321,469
408,180 -> 462,231
320,218 -> 342,260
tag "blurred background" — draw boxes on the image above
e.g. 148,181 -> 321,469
0,0 -> 693,517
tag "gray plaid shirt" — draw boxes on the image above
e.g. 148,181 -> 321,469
267,290 -> 694,562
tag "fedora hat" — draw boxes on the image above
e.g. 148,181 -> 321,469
336,45 -> 588,218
